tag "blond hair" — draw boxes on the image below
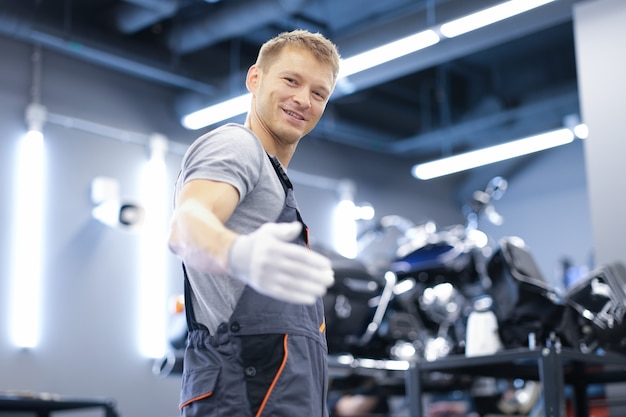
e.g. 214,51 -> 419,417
256,29 -> 341,86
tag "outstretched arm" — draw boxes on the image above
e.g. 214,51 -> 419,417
168,178 -> 334,304
168,178 -> 239,274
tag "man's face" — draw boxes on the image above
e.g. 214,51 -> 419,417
247,45 -> 335,145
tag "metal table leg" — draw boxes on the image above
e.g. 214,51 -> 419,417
570,361 -> 589,417
406,363 -> 422,417
539,347 -> 566,417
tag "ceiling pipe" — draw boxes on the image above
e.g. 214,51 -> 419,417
123,0 -> 178,8
388,89 -> 580,155
167,0 -> 312,54
312,88 -> 579,157
0,10 -> 216,95
111,0 -> 179,34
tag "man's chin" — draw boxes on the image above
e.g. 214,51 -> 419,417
277,125 -> 308,143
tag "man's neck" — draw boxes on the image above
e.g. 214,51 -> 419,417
244,116 -> 296,168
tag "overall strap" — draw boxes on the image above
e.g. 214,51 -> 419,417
182,263 -> 209,332
266,153 -> 309,246
266,153 -> 293,193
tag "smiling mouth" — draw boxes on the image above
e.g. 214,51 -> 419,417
284,109 -> 305,121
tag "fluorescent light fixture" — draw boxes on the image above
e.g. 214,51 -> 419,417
181,30 -> 439,131
334,199 -> 358,259
355,204 -> 375,221
138,135 -> 169,358
180,0 -> 555,130
412,127 -> 575,180
439,0 -> 556,38
11,128 -> 46,348
91,176 -> 146,230
338,30 -> 440,78
182,93 -> 251,130
574,124 -> 589,139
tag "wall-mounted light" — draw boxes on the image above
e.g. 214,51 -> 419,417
10,103 -> 47,348
138,134 -> 169,358
333,180 -> 358,259
91,176 -> 145,230
333,181 -> 375,259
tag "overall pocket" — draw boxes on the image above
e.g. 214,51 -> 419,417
179,365 -> 221,415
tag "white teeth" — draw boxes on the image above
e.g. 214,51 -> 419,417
286,110 -> 303,120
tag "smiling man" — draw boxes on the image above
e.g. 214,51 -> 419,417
168,30 -> 341,417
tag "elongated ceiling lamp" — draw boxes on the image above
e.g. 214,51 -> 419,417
11,46 -> 47,349
411,125 -> 586,180
181,30 -> 440,130
138,134 -> 170,358
181,0 -> 555,130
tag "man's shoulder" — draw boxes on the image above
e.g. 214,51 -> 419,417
213,123 -> 255,138
187,123 -> 261,156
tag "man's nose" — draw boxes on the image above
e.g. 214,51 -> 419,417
292,88 -> 311,108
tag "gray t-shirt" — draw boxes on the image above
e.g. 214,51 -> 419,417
174,123 -> 287,333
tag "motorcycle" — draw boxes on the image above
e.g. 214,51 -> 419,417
325,177 -> 510,362
325,176 -> 575,415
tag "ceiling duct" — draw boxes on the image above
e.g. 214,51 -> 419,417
312,88 -> 579,157
0,9 -> 215,94
112,0 -> 180,34
167,0 -> 312,54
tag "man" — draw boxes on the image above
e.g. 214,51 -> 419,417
168,30 -> 341,417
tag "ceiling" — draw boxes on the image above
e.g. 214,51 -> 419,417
1,0 -> 583,176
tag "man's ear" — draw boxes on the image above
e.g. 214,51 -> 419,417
246,64 -> 259,93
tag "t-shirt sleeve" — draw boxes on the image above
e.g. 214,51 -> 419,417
179,124 -> 265,202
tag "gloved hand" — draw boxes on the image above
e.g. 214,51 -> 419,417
228,222 -> 335,304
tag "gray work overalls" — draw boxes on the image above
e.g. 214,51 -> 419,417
179,155 -> 329,417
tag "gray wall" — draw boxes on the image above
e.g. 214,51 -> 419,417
574,0 -> 626,413
480,139 -> 593,289
0,13 -> 597,416
574,0 -> 626,267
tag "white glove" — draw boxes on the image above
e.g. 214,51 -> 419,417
228,222 -> 335,304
